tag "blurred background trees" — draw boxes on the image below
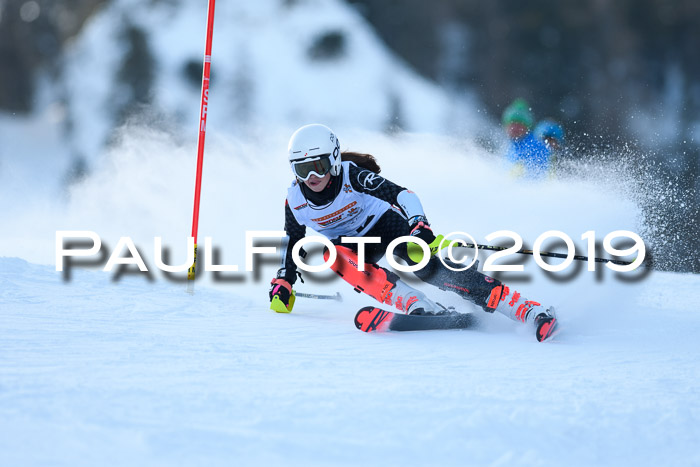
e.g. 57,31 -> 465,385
350,1 -> 699,139
0,0 -> 106,112
350,0 -> 700,272
4,0 -> 699,149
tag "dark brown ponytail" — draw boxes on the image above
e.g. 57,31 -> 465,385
341,152 -> 381,174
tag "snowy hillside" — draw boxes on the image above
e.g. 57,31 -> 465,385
0,0 -> 479,203
62,0 -> 466,149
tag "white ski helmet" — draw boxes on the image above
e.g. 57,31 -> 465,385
287,124 -> 341,180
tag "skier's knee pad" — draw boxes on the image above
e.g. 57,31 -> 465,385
323,245 -> 397,302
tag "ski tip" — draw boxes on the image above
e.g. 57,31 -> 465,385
354,306 -> 392,332
536,317 -> 560,342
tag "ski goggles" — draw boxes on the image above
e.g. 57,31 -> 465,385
291,154 -> 332,181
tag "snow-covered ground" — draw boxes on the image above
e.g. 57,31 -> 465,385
2,127 -> 700,466
1,255 -> 699,466
1,0 -> 699,465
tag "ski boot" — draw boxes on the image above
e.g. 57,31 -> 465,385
486,285 -> 559,342
386,278 -> 440,315
534,307 -> 558,342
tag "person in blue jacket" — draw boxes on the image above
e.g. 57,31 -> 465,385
501,99 -> 551,179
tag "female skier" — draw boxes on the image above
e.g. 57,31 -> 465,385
269,124 -> 558,341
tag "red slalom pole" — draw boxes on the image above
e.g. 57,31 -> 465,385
187,0 -> 216,292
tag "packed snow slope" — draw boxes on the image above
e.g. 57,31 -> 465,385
1,128 -> 699,466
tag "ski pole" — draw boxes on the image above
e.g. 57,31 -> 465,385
456,243 -> 638,266
295,291 -> 343,302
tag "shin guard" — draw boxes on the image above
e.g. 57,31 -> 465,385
324,246 -> 397,304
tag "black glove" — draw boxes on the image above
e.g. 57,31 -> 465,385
409,215 -> 436,245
